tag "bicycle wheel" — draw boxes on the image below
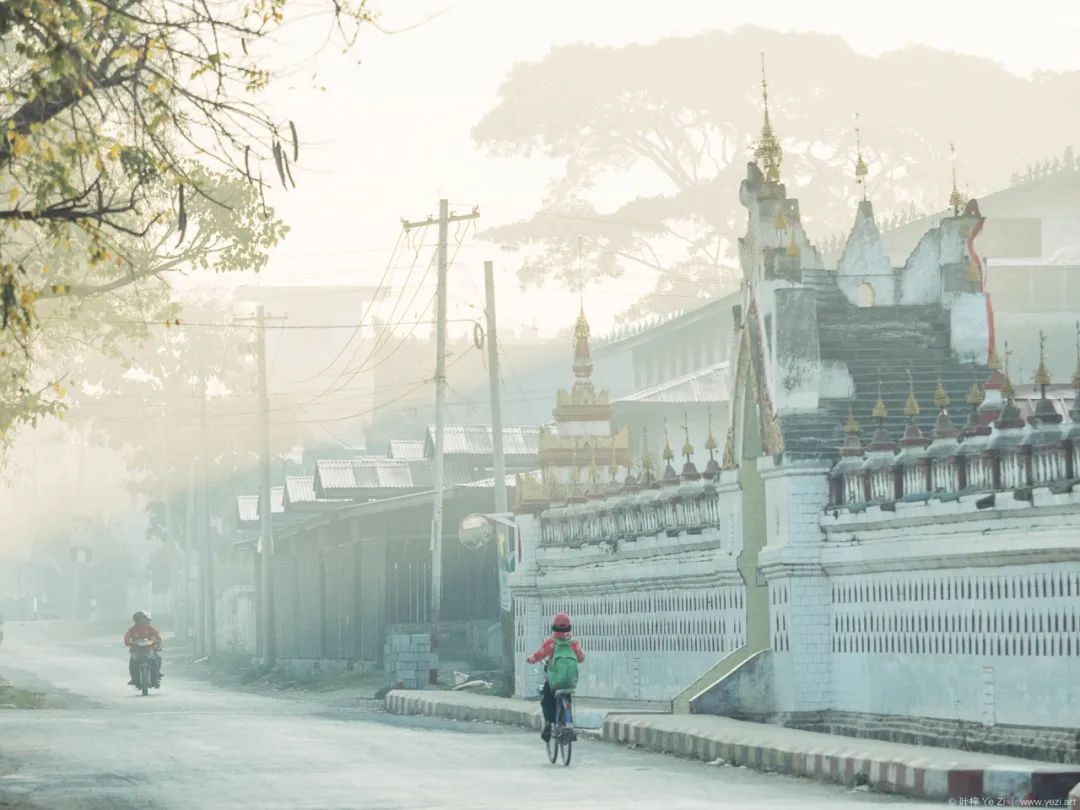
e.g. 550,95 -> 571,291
560,735 -> 572,766
546,731 -> 559,764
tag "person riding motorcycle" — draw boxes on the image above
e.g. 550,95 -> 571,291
124,610 -> 163,687
526,612 -> 585,742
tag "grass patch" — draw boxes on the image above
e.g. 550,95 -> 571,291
0,677 -> 46,709
172,652 -> 384,695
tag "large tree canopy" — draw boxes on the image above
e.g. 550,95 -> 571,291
474,27 -> 1080,319
0,0 -> 367,451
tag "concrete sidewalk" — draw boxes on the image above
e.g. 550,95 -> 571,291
385,690 -> 1080,804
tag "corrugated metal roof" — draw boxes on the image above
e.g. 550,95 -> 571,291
423,424 -> 540,457
458,472 -> 528,489
285,476 -> 316,504
236,486 -> 284,525
617,362 -> 730,405
387,439 -> 425,460
313,456 -> 473,497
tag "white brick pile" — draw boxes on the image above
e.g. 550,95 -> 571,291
383,633 -> 436,689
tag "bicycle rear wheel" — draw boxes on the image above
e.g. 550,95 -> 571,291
560,736 -> 572,766
546,733 -> 559,763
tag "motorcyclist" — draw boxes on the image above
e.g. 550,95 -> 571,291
124,610 -> 163,687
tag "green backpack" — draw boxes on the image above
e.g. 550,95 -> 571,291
547,638 -> 579,691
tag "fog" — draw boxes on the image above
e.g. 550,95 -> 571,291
2,4 -> 1079,807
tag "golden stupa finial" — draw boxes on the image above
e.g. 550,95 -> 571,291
1034,329 -> 1051,388
681,412 -> 694,461
854,112 -> 868,199
753,53 -> 783,184
934,376 -> 950,410
988,342 -> 1002,371
588,442 -> 599,485
662,419 -> 675,462
967,379 -> 983,406
904,368 -> 920,418
1002,341 -> 1016,399
608,441 -> 619,482
641,427 -> 654,474
949,142 -> 964,215
872,378 -> 888,420
844,401 -> 860,434
704,406 -> 718,453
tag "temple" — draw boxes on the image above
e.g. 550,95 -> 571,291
508,59 -> 1080,763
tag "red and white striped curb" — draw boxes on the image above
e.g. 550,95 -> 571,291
603,716 -> 1080,804
385,690 -> 542,730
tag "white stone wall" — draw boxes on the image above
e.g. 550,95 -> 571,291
760,462 -> 834,713
821,488 -> 1080,729
510,477 -> 747,701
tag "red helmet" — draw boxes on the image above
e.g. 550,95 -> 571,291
551,612 -> 571,632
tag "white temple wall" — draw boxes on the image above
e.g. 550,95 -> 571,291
900,230 -> 943,305
949,292 -> 991,360
821,491 -> 1080,728
510,478 -> 749,701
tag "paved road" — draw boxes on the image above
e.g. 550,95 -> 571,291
0,623 -> 932,809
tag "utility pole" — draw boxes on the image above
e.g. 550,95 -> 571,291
197,356 -> 211,657
185,460 -> 196,651
255,305 -> 276,668
483,260 -> 515,691
402,199 -> 479,684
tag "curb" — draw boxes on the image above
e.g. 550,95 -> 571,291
603,716 -> 1080,804
383,691 -> 1080,804
384,690 -> 542,731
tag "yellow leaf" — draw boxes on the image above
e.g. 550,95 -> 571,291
107,144 -> 121,161
7,188 -> 17,204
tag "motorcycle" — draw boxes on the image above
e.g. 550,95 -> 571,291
130,639 -> 159,696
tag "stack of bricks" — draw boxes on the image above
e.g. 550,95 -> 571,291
384,633 -> 436,689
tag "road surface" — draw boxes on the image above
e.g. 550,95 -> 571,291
0,622 -> 931,809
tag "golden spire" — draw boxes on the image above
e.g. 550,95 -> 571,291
949,142 -> 964,215
608,442 -> 619,482
934,377 -> 950,410
662,420 -> 675,463
641,427 -> 654,475
1001,341 -> 1015,399
753,53 -> 783,184
854,112 -> 868,199
1034,329 -> 1051,388
966,378 -> 983,406
786,231 -> 800,257
844,401 -> 860,434
872,379 -> 888,420
681,412 -> 694,461
588,443 -> 599,485
704,407 -> 718,455
904,369 -> 920,418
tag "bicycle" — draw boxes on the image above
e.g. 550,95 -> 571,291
546,688 -> 575,766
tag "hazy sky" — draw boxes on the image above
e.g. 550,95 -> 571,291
191,0 -> 1080,341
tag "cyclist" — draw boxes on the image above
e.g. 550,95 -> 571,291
527,611 -> 585,742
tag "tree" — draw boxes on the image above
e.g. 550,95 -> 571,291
0,0 -> 370,446
473,27 -> 1080,319
0,170 -> 286,454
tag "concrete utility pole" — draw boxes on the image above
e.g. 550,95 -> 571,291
197,357 -> 212,656
185,460 -> 196,650
483,260 -> 515,689
402,200 -> 479,684
255,305 -> 276,668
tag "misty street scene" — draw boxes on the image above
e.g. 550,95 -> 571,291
3,1 -> 1080,808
